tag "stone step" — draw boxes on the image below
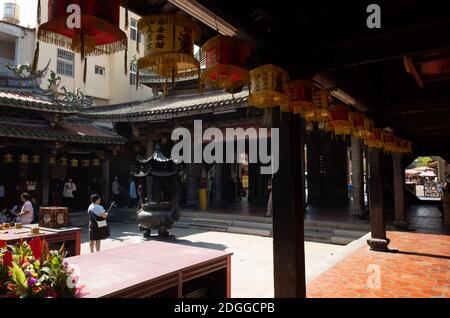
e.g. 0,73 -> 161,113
305,220 -> 370,232
304,231 -> 332,244
333,229 -> 369,238
330,235 -> 356,245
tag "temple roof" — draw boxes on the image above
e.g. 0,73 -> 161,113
0,118 -> 125,145
80,89 -> 249,122
0,89 -> 81,114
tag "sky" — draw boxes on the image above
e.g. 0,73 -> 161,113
0,0 -> 38,28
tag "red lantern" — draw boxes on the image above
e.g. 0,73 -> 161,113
201,35 -> 251,93
38,0 -> 127,59
328,104 -> 352,136
288,80 -> 315,116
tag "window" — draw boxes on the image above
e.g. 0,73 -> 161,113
130,63 -> 137,86
95,66 -> 105,76
130,19 -> 142,43
57,49 -> 75,77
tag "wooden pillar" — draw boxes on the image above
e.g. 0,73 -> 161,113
41,152 -> 50,207
351,136 -> 365,215
393,153 -> 408,228
272,109 -> 306,298
367,148 -> 390,251
102,154 -> 111,203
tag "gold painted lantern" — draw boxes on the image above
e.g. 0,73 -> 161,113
3,154 -> 13,164
81,159 -> 91,167
138,14 -> 200,79
70,159 -> 79,167
60,157 -> 68,167
304,89 -> 330,123
19,154 -> 29,164
201,35 -> 251,92
288,80 -> 315,116
328,104 -> 352,136
31,155 -> 41,164
382,130 -> 396,153
92,158 -> 101,167
249,64 -> 289,111
364,128 -> 384,149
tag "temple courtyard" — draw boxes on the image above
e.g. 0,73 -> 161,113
75,220 -> 449,298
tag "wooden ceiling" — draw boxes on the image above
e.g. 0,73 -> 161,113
127,0 -> 450,160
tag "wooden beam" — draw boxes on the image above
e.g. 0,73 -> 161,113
403,56 -> 424,88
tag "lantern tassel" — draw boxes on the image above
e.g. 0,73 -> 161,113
37,0 -> 41,25
136,68 -> 139,90
124,47 -> 128,76
125,1 -> 129,29
32,41 -> 40,73
83,58 -> 87,84
80,29 -> 85,62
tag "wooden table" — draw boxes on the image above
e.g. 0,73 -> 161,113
67,241 -> 232,298
0,225 -> 82,256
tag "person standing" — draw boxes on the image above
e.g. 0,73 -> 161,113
111,177 -> 122,207
87,194 -> 110,253
16,193 -> 34,225
265,178 -> 273,217
0,182 -> 5,211
128,178 -> 138,208
62,178 -> 77,210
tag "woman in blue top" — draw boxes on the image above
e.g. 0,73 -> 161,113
88,194 -> 110,253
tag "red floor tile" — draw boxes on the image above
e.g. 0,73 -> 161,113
307,231 -> 450,298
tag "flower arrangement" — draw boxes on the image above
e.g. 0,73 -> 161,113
0,238 -> 83,298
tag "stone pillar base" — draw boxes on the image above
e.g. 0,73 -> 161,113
393,220 -> 409,229
351,209 -> 365,216
367,237 -> 390,252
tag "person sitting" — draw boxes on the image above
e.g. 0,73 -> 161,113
16,193 -> 34,225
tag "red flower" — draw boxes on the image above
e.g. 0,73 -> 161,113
2,251 -> 13,268
29,237 -> 42,260
0,241 -> 5,249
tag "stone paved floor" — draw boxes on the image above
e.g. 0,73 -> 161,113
307,231 -> 450,298
78,223 -> 342,298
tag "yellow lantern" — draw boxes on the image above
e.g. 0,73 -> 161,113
31,155 -> 41,164
288,80 -> 315,116
3,154 -> 13,164
137,14 -> 200,79
19,154 -> 29,164
81,159 -> 91,168
92,159 -> 101,167
304,89 -> 330,123
70,159 -> 79,167
249,64 -> 289,111
364,128 -> 384,149
200,35 -> 251,92
60,157 -> 68,167
382,130 -> 396,153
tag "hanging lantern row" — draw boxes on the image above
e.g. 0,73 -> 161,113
50,157 -> 102,167
2,155 -> 103,166
2,154 -> 41,164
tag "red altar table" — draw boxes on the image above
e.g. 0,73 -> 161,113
0,225 -> 81,256
67,241 -> 232,298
